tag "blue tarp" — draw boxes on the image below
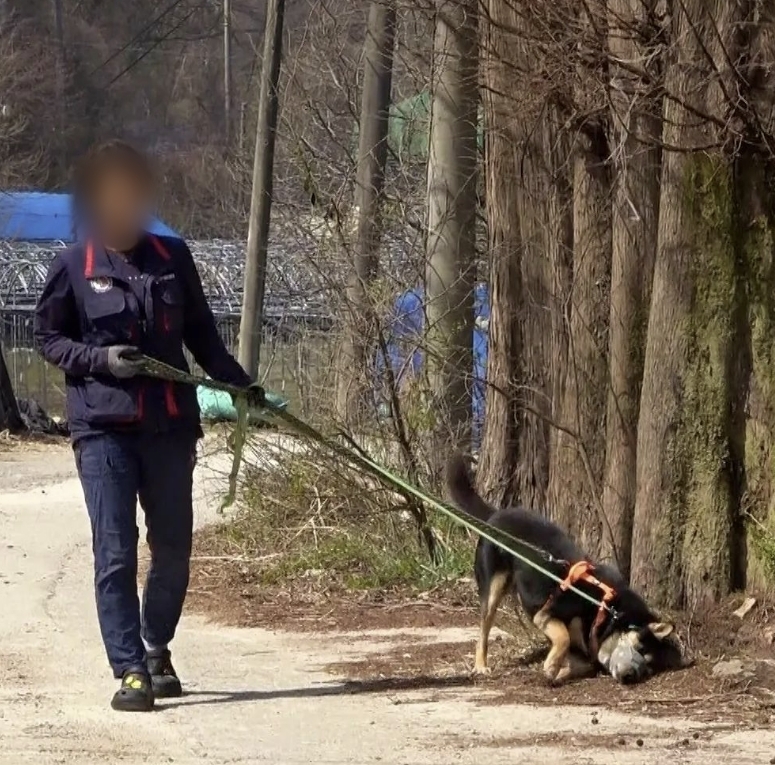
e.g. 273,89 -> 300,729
375,283 -> 489,445
0,191 -> 180,242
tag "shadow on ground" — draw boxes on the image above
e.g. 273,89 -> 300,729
162,674 -> 474,710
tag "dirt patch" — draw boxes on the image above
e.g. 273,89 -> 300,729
480,659 -> 775,725
0,432 -> 68,453
185,573 -> 474,632
321,631 -> 775,726
184,524 -> 775,728
681,596 -> 775,660
445,727 -> 731,751
183,533 -> 477,631
185,534 -> 775,650
185,544 -> 775,726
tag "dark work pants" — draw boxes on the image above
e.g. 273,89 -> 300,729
75,431 -> 197,678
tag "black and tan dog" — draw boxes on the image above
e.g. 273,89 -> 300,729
446,454 -> 686,684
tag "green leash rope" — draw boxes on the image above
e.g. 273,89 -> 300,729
134,355 -> 614,615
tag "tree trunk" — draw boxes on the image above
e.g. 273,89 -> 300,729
499,100 -> 573,513
546,0 -> 610,547
739,155 -> 775,591
631,0 -> 748,607
478,0 -> 522,505
738,14 -> 775,589
335,0 -> 396,426
544,105 -> 575,518
477,1 -> 568,511
425,0 -> 478,451
223,0 -> 233,144
600,0 -> 662,574
510,124 -> 555,510
0,344 -> 22,432
548,126 -> 612,554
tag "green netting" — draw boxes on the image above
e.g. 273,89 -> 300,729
197,384 -> 287,424
351,90 -> 484,163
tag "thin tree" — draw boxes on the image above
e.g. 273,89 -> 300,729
238,0 -> 285,377
548,132 -> 612,555
223,0 -> 232,144
52,0 -> 66,172
335,0 -> 397,425
425,0 -> 478,450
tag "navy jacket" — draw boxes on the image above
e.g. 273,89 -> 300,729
34,234 -> 251,440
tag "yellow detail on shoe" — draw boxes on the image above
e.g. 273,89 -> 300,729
124,675 -> 145,690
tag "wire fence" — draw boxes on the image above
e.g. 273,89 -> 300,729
3,305 -> 336,418
0,237 -> 339,319
0,228 -> 460,427
0,238 -> 341,417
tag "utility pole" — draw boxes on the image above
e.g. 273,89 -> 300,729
238,0 -> 285,377
53,0 -> 66,173
223,0 -> 232,144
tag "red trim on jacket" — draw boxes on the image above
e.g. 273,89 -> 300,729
84,241 -> 95,277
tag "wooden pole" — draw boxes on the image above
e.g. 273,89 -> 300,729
223,0 -> 232,144
53,0 -> 66,172
238,0 -> 285,376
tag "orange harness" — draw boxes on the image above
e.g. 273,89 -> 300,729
555,560 -> 617,655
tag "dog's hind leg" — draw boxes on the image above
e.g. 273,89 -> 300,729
474,571 -> 510,675
533,606 -> 571,684
554,652 -> 597,683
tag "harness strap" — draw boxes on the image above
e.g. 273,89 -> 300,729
560,561 -> 615,601
554,560 -> 617,657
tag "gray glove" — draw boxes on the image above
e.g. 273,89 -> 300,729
231,382 -> 266,410
106,346 -> 144,379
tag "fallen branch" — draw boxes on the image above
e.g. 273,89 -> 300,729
189,553 -> 283,563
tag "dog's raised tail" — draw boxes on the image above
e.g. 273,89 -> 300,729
445,453 -> 496,522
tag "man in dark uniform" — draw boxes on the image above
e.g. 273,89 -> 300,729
34,140 -> 263,712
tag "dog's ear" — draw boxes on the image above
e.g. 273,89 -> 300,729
647,622 -> 674,640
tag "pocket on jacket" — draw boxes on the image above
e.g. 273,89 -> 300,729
70,377 -> 139,425
83,288 -> 133,343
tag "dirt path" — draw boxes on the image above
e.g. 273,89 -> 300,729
1,444 -> 774,765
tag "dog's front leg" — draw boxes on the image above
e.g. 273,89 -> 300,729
474,571 -> 510,675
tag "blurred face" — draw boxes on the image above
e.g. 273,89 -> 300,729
90,165 -> 154,247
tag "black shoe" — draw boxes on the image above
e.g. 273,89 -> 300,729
111,668 -> 154,712
147,648 -> 183,698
